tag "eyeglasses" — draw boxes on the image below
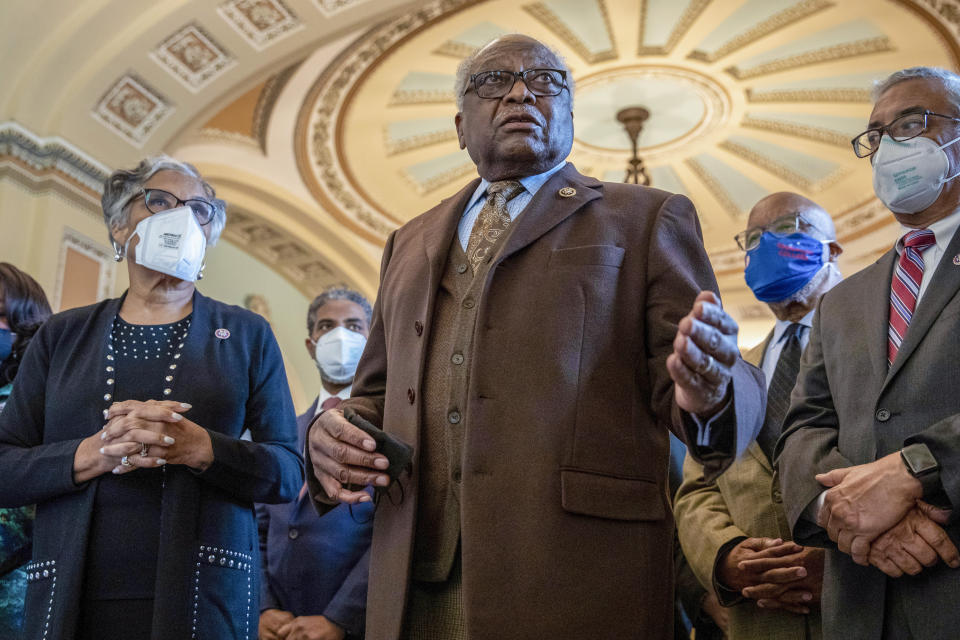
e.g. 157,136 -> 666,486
465,69 -> 567,100
851,110 -> 960,158
133,188 -> 216,225
734,212 -> 826,251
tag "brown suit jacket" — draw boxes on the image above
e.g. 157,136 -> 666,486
675,333 -> 821,640
311,163 -> 764,639
776,225 -> 960,640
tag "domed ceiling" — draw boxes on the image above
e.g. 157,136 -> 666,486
283,0 -> 958,335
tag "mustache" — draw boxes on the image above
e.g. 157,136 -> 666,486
495,109 -> 544,128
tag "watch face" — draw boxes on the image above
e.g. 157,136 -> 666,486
903,444 -> 938,476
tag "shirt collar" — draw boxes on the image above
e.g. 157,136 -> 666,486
463,161 -> 568,214
318,384 -> 352,405
770,309 -> 814,347
896,206 -> 960,256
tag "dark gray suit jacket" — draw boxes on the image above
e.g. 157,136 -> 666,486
775,225 -> 960,640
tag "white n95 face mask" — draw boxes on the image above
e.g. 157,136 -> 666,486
872,134 -> 960,214
125,206 -> 207,281
313,326 -> 367,384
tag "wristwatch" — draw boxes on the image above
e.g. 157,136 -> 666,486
900,442 -> 941,497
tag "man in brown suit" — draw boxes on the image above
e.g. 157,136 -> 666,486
306,34 -> 765,639
675,192 -> 842,640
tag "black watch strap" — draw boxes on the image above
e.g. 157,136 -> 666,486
901,443 -> 941,497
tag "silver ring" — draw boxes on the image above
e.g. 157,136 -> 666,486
120,455 -> 132,467
140,442 -> 149,458
701,354 -> 716,378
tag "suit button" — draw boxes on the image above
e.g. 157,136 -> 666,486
772,489 -> 782,503
876,408 -> 891,422
462,298 -> 475,309
414,321 -> 423,336
448,410 -> 461,424
456,263 -> 468,274
407,388 -> 415,404
453,469 -> 462,482
288,528 -> 299,540
451,353 -> 464,365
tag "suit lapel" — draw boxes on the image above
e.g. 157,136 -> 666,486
885,226 -> 960,387
856,250 -> 898,390
744,331 -> 774,472
420,178 -> 479,283
496,164 -> 603,265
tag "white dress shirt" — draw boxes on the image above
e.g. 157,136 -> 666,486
896,206 -> 960,305
313,384 -> 353,418
456,161 -> 567,250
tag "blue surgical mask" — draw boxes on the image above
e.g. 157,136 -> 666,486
744,232 -> 830,302
0,329 -> 12,362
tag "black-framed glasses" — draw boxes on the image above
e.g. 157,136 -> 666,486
133,188 -> 216,225
851,110 -> 960,158
734,212 -> 826,251
465,69 -> 567,100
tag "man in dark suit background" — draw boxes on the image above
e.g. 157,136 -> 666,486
305,34 -> 765,639
776,67 -> 960,640
257,287 -> 373,640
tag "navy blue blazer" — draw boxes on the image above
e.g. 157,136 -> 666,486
0,291 -> 302,640
257,399 -> 372,637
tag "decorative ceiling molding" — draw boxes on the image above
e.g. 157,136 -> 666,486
252,61 -> 302,151
0,121 -> 109,198
725,22 -> 893,79
741,113 -> 855,147
218,0 -> 302,51
718,137 -> 847,192
389,72 -> 456,105
221,208 -> 340,297
296,0 -> 484,245
91,73 -> 174,147
314,0 -> 371,17
433,21 -> 506,58
689,0 -> 833,63
685,153 -> 769,218
522,0 -> 618,64
383,117 -> 458,155
637,0 -> 710,56
400,151 -> 474,194
150,23 -> 236,92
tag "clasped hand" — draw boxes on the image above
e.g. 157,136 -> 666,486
719,537 -> 824,615
307,409 -> 390,504
667,291 -> 741,417
98,399 -> 213,474
815,453 -> 959,576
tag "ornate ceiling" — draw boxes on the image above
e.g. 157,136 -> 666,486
5,0 -> 960,337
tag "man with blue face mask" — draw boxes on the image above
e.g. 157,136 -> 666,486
675,192 -> 841,640
257,286 -> 373,640
777,66 -> 960,640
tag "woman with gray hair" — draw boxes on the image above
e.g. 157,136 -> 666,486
0,156 -> 302,639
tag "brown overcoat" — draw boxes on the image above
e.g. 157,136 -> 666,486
312,163 -> 764,639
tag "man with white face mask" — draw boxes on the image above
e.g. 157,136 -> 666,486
777,67 -> 960,640
257,287 -> 373,640
676,192 -> 842,640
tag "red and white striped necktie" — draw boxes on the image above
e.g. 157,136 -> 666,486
888,229 -> 936,365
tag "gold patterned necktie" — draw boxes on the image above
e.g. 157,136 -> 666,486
465,180 -> 524,273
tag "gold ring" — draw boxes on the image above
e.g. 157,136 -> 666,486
140,442 -> 149,457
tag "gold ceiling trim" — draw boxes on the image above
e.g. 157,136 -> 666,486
253,61 -> 302,152
637,0 -> 710,56
725,36 -> 893,80
689,0 -> 834,63
894,0 -> 960,69
522,0 -> 618,64
295,0 -> 484,244
745,86 -> 871,103
718,139 -> 848,193
383,126 -> 458,155
684,156 -> 741,219
741,115 -> 850,148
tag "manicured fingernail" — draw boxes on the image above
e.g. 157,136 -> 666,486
101,431 -> 107,440
112,466 -> 121,474
99,447 -> 106,454
180,403 -> 192,409
358,494 -> 372,502
171,412 -> 183,421
156,458 -> 167,465
797,568 -> 807,577
374,458 -> 389,469
362,439 -> 376,451
164,436 -> 175,444
375,475 -> 389,486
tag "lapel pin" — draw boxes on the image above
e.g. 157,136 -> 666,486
953,254 -> 960,266
215,328 -> 231,340
558,187 -> 576,198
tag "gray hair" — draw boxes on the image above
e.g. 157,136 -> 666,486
873,66 -> 960,106
306,285 -> 373,334
454,35 -> 574,111
101,155 -> 227,249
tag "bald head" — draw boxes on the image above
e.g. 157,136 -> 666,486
747,192 -> 835,242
